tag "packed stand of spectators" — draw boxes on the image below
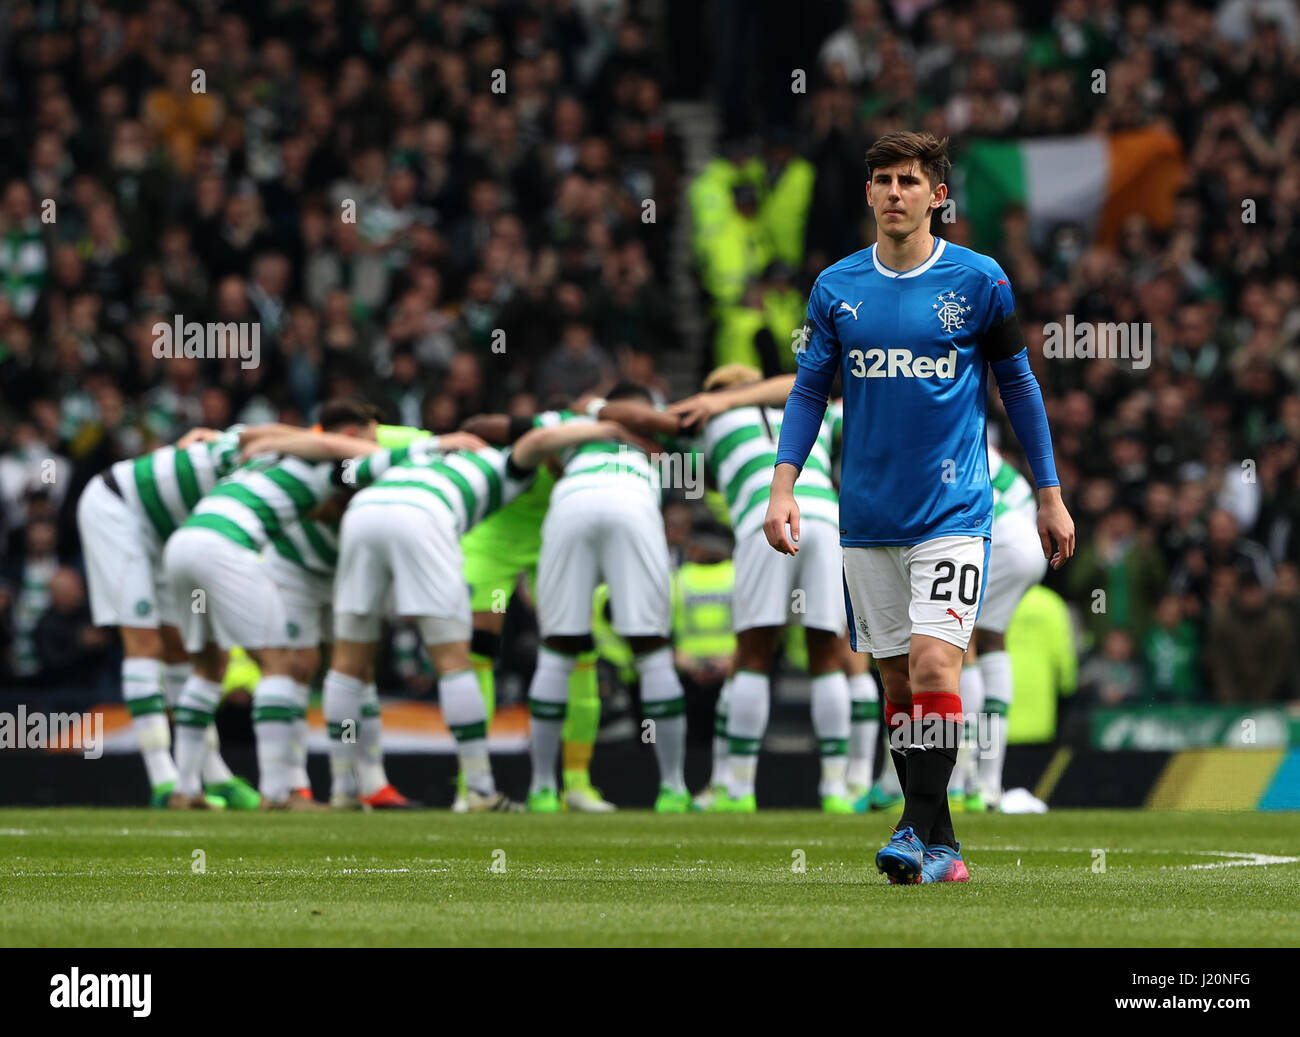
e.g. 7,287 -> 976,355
694,0 -> 1300,707
1,0 -> 1298,715
0,0 -> 683,694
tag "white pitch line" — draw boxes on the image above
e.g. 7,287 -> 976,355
1171,851 -> 1300,871
964,845 -> 1300,870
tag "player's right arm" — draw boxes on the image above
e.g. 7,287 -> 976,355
764,283 -> 839,555
176,427 -> 221,448
240,430 -> 386,463
593,400 -> 682,439
979,273 -> 1075,568
511,420 -> 641,468
460,413 -> 512,444
235,422 -> 311,452
668,374 -> 797,427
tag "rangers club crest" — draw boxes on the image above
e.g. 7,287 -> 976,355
933,291 -> 972,333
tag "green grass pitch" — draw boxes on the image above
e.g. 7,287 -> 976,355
2,808 -> 1297,947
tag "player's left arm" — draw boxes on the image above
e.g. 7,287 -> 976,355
594,400 -> 683,439
176,427 -> 221,448
241,431 -> 384,463
511,420 -> 652,469
980,279 -> 1075,568
235,423 -> 308,452
461,413 -> 513,444
668,374 -> 798,427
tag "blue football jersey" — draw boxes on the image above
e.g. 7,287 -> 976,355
797,238 -> 1016,547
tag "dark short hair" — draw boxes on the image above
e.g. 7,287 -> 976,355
865,131 -> 951,190
318,398 -> 382,431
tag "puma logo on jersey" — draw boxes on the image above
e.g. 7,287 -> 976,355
847,348 -> 958,379
946,607 -> 964,628
839,300 -> 863,320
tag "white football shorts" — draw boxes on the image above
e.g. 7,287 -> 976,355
77,474 -> 173,629
841,535 -> 990,657
163,526 -> 290,652
977,507 -> 1047,633
332,498 -> 470,646
732,522 -> 845,633
536,486 -> 671,638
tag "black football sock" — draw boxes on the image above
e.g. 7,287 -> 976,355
897,721 -> 961,846
889,747 -> 907,791
929,787 -> 957,850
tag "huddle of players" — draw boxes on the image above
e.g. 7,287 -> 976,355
76,370 -> 1041,813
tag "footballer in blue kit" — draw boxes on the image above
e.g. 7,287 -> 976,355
766,131 -> 1075,884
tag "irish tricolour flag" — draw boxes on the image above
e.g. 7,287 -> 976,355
959,128 -> 1185,252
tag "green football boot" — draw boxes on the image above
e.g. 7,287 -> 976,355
705,792 -> 755,813
205,776 -> 261,810
150,780 -> 180,808
822,794 -> 855,814
526,787 -> 561,813
964,791 -> 988,813
691,783 -> 728,811
653,786 -> 693,813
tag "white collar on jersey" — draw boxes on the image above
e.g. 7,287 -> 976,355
871,237 -> 946,279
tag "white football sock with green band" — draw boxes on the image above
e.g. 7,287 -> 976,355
358,682 -> 388,797
637,647 -> 686,794
165,661 -> 235,786
950,664 -> 985,794
202,725 -> 234,785
811,671 -> 851,798
252,675 -> 300,803
161,662 -> 189,708
323,669 -> 364,799
726,670 -> 769,799
289,681 -> 311,792
977,651 -> 1013,803
711,677 -> 733,789
122,657 -> 178,790
173,675 -> 223,797
527,648 -> 573,795
442,669 -> 495,796
847,671 -> 879,791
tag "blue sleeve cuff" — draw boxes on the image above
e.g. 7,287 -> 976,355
990,349 -> 1059,489
775,365 -> 834,471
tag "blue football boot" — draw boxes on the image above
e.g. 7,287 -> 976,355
875,825 -> 925,884
921,842 -> 970,883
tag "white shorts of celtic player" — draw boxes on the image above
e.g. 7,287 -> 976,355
977,508 -> 1047,634
841,535 -> 989,657
163,527 -> 290,652
537,487 -> 671,638
263,551 -> 334,647
78,474 -> 174,628
332,500 -> 470,645
732,523 -> 845,634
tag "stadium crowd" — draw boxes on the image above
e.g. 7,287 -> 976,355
0,0 -> 1297,718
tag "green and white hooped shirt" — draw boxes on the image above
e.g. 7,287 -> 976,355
990,445 -> 1035,520
548,414 -> 670,508
697,404 -> 839,539
108,425 -> 246,545
182,454 -> 352,576
346,441 -> 532,537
